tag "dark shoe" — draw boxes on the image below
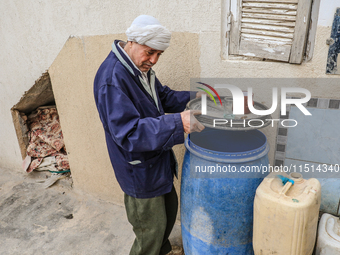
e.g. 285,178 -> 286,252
166,246 -> 184,255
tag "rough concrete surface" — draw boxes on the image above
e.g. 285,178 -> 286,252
0,167 -> 182,255
0,168 -> 124,254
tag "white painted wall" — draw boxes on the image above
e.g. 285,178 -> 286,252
1,0 -> 339,172
0,0 -> 217,170
318,0 -> 339,26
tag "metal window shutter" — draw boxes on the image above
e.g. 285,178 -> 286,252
230,0 -> 313,64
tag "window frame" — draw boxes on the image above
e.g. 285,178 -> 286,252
221,0 -> 321,64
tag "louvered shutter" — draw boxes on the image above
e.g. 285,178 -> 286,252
229,0 -> 313,64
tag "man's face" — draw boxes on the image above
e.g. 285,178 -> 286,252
126,42 -> 163,72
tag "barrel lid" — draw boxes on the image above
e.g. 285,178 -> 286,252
187,97 -> 272,131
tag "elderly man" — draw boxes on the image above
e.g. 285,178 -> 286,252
93,15 -> 204,255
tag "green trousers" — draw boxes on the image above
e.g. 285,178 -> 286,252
124,186 -> 178,255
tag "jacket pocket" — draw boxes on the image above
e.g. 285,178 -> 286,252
132,151 -> 172,193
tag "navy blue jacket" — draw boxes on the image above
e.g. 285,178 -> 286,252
94,40 -> 191,198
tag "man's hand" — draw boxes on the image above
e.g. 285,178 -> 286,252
196,91 -> 208,99
180,110 -> 205,134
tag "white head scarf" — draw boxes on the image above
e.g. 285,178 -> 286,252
126,15 -> 171,51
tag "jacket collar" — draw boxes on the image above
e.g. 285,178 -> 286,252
112,40 -> 155,78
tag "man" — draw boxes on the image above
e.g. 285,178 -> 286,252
93,15 -> 204,255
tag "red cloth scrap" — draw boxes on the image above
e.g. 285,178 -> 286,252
25,107 -> 70,173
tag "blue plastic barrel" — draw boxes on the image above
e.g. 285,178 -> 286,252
181,128 -> 269,255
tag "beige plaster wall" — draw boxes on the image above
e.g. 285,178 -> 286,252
49,33 -> 200,204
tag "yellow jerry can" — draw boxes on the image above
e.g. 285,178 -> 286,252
253,172 -> 321,255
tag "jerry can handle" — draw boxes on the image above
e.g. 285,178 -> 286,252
277,175 -> 295,195
280,181 -> 294,195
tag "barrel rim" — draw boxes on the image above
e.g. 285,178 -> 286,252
185,130 -> 269,163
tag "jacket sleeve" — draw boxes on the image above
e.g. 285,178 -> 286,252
156,77 -> 196,113
97,84 -> 185,153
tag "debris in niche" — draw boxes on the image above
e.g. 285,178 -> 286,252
22,105 -> 71,188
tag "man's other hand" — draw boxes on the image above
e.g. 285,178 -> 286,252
180,110 -> 205,134
195,91 -> 208,99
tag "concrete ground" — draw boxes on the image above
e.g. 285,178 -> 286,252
0,167 -> 182,255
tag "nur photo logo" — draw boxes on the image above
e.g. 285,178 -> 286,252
197,83 -> 312,128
